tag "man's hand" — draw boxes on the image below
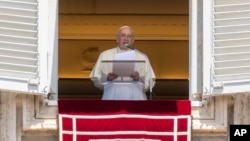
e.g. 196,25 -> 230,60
107,72 -> 118,81
130,71 -> 140,81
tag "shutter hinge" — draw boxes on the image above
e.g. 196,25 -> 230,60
212,81 -> 224,89
28,78 -> 40,86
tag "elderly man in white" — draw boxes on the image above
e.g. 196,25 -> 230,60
90,25 -> 156,100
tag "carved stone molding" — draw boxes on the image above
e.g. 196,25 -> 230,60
22,94 -> 57,133
192,97 -> 215,120
192,96 -> 231,133
59,15 -> 188,40
81,46 -> 100,71
59,0 -> 188,15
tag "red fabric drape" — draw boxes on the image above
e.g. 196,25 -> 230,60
58,100 -> 191,141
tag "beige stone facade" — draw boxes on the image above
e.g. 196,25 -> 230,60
1,91 -> 250,140
0,0 -> 250,141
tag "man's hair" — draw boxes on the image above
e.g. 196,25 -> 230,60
116,25 -> 134,37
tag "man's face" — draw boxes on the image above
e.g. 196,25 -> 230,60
116,28 -> 134,50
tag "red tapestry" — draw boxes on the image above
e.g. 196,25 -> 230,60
58,100 -> 191,141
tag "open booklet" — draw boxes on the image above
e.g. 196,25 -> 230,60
113,50 -> 136,77
101,50 -> 146,82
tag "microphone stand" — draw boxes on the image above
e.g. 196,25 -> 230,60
125,44 -> 153,100
149,65 -> 153,100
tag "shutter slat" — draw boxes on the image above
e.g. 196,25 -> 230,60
3,0 -> 37,3
0,14 -> 37,23
214,32 -> 250,40
0,41 -> 36,52
214,66 -> 250,75
215,24 -> 250,33
215,4 -> 250,12
0,63 -> 37,72
0,1 -> 37,10
0,27 -> 36,38
214,38 -> 250,47
214,73 -> 250,81
0,35 -> 37,44
215,18 -> 250,26
214,46 -> 250,54
0,48 -> 37,58
0,69 -> 37,79
0,6 -> 37,17
0,55 -> 36,65
214,52 -> 250,61
0,21 -> 37,30
214,59 -> 250,68
215,10 -> 250,19
215,0 -> 250,6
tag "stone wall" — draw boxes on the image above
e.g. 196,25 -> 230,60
1,91 -> 250,141
0,91 -> 58,141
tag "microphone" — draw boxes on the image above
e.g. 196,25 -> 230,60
124,44 -> 135,50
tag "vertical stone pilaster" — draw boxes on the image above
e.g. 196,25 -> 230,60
16,94 -> 23,141
0,91 -> 17,141
234,93 -> 250,124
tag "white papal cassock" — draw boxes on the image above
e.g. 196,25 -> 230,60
90,47 -> 156,100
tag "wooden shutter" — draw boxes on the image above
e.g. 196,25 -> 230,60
0,0 -> 52,94
203,0 -> 250,95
